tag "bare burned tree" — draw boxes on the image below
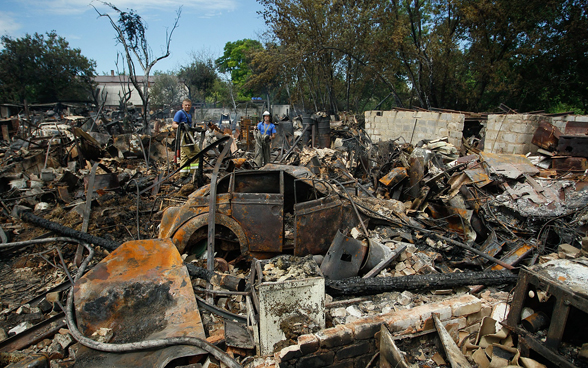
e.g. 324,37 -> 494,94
93,2 -> 181,133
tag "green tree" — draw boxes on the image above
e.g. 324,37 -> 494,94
215,39 -> 264,95
0,31 -> 96,104
178,59 -> 218,105
149,71 -> 186,110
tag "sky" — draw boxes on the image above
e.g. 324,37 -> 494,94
0,0 -> 268,75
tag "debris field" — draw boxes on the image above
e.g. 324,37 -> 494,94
0,106 -> 587,368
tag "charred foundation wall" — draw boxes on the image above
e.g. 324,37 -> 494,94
274,294 -> 487,368
364,110 -> 465,148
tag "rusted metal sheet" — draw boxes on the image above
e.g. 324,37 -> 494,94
320,230 -> 367,280
428,203 -> 476,242
532,121 -> 561,150
564,120 -> 588,135
551,156 -> 588,171
480,152 -> 539,179
464,167 -> 492,188
490,243 -> 534,271
379,167 -> 408,188
231,193 -> 284,253
294,195 -> 344,256
73,238 -> 206,368
478,230 -> 504,259
558,135 -> 588,158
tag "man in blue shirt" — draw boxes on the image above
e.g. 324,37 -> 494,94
254,111 -> 276,167
172,99 -> 200,178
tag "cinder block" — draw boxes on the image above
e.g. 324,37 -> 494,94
298,334 -> 320,355
516,133 -> 534,145
451,294 -> 482,317
383,111 -> 396,118
316,326 -> 354,348
438,128 -> 449,137
506,143 -> 524,154
449,130 -> 463,139
448,122 -> 459,131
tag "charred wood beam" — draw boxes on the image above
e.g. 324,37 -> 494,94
325,270 -> 517,297
14,207 -> 120,251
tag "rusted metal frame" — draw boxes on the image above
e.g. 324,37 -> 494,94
518,334 -> 577,368
546,297 -> 570,349
0,312 -> 66,352
505,324 -> 578,368
139,136 -> 230,195
207,138 -> 233,302
507,268 -> 588,349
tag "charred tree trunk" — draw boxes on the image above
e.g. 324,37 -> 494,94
326,271 -> 517,297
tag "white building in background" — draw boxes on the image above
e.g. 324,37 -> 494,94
93,71 -> 155,110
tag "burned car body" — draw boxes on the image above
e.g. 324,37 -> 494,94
159,165 -> 357,259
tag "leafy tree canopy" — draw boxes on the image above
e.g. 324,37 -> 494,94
150,71 -> 186,110
215,39 -> 264,88
0,31 -> 96,104
178,59 -> 218,104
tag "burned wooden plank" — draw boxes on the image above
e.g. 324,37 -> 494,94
14,207 -> 120,251
325,270 -> 517,296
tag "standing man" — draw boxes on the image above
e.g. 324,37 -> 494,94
254,111 -> 276,167
172,99 -> 200,179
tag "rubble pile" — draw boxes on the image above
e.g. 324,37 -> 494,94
0,106 -> 587,368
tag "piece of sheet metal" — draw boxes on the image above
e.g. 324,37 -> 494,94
428,203 -> 476,242
490,242 -> 535,271
73,238 -> 206,368
320,230 -> 367,280
464,167 -> 492,188
294,195 -> 345,256
379,167 -> 408,188
564,120 -> 588,135
557,135 -> 588,158
480,152 -> 539,179
531,121 -> 561,151
551,156 -> 588,171
478,230 -> 505,259
224,320 -> 255,350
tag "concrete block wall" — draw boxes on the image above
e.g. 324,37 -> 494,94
550,114 -> 588,134
364,110 -> 465,148
274,294 -> 485,368
484,114 -> 550,154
